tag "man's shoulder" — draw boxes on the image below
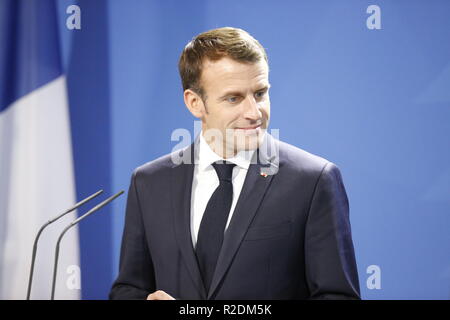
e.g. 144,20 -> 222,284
276,138 -> 333,174
133,148 -> 182,179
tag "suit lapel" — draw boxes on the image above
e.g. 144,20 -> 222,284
207,134 -> 279,299
170,140 -> 207,299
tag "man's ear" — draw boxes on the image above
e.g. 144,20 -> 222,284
184,89 -> 206,119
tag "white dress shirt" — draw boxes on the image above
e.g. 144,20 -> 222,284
190,133 -> 255,248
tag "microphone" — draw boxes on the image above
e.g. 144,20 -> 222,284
26,190 -> 104,300
50,190 -> 124,300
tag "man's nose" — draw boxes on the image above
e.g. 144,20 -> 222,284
243,95 -> 262,121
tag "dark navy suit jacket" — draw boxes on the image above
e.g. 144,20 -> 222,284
109,134 -> 360,300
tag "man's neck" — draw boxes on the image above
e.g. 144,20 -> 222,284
198,132 -> 256,170
202,132 -> 237,159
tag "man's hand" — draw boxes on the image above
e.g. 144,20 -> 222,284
146,290 -> 176,300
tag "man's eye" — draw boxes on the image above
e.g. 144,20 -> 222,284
227,97 -> 238,103
255,91 -> 266,99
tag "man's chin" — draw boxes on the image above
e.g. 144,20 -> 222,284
232,128 -> 266,152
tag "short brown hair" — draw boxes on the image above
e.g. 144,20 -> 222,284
178,27 -> 268,99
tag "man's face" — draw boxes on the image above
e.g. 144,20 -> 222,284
198,57 -> 270,156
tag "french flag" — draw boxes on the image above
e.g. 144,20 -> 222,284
0,0 -> 80,299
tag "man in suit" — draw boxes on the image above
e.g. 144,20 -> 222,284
109,27 -> 360,300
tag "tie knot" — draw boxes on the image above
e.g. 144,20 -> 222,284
212,161 -> 235,182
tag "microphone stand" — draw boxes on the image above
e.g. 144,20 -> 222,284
50,190 -> 124,300
26,190 -> 104,300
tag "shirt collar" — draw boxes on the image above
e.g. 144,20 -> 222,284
197,132 -> 255,172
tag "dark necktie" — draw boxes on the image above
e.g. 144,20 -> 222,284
195,161 -> 236,293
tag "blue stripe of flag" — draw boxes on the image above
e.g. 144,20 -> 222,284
0,0 -> 63,112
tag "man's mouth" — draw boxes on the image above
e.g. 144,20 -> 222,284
234,124 -> 262,136
235,124 -> 262,130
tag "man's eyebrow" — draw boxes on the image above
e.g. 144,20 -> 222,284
217,84 -> 271,101
256,84 -> 270,92
217,90 -> 245,101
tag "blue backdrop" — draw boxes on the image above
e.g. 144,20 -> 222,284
56,0 -> 450,299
